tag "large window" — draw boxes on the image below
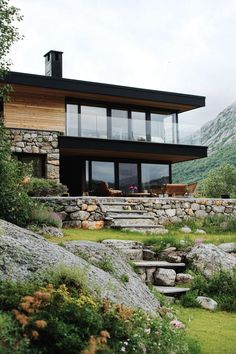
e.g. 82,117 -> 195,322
119,163 -> 138,192
15,153 -> 46,178
141,163 -> 169,191
81,106 -> 107,139
111,109 -> 128,140
91,161 -> 115,189
131,111 -> 146,141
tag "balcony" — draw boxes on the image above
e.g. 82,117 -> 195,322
66,112 -> 203,146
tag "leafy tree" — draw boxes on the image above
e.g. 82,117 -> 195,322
200,163 -> 236,197
0,0 -> 23,99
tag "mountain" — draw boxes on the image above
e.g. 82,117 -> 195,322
173,101 -> 236,183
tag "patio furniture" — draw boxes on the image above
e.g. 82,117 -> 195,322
187,182 -> 197,196
91,181 -> 122,197
165,184 -> 187,197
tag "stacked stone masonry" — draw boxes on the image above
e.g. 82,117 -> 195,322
38,197 -> 236,229
9,128 -> 61,181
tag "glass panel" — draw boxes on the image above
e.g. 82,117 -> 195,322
111,109 -> 128,140
141,163 -> 169,191
67,104 -> 78,136
85,160 -> 89,190
91,161 -> 115,188
119,163 -> 138,193
81,106 -> 107,138
151,113 -> 177,143
131,111 -> 146,141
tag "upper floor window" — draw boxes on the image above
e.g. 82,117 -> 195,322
67,104 -> 78,136
81,106 -> 107,139
131,111 -> 146,141
111,109 -> 128,140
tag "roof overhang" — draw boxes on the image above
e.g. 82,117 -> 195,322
3,71 -> 205,113
59,136 -> 208,163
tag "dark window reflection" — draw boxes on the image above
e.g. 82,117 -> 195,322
119,163 -> 138,192
91,161 -> 115,188
141,164 -> 169,191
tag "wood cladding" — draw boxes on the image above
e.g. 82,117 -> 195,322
4,85 -> 65,132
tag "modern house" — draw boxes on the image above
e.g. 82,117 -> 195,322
1,51 -> 207,196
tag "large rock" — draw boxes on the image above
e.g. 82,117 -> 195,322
0,220 -> 159,313
186,244 -> 236,277
176,273 -> 193,284
153,268 -> 176,286
196,296 -> 218,311
218,242 -> 236,253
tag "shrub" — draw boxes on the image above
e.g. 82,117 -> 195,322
30,205 -> 62,228
120,274 -> 129,283
96,256 -> 115,274
27,178 -> 68,197
0,269 -> 198,354
200,163 -> 236,197
184,270 -> 236,312
0,124 -> 33,226
180,290 -> 201,308
144,235 -> 194,252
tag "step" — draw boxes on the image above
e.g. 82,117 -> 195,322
102,202 -> 137,206
110,215 -> 154,219
106,209 -> 148,214
154,286 -> 190,295
111,223 -> 160,228
134,261 -> 186,268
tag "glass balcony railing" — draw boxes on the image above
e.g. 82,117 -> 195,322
66,113 -> 203,146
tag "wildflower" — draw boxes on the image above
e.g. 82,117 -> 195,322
144,328 -> 151,335
195,238 -> 204,245
35,320 -> 47,329
31,330 -> 39,339
170,319 -> 185,329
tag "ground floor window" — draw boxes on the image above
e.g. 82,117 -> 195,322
14,153 -> 46,178
84,159 -> 170,195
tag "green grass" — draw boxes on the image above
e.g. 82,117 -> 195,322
48,227 -> 236,245
175,305 -> 236,354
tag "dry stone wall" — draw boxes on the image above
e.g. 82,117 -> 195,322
38,196 -> 236,229
8,128 -> 61,181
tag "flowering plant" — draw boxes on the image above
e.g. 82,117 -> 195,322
129,185 -> 138,192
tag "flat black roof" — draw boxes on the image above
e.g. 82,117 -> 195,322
3,71 -> 205,110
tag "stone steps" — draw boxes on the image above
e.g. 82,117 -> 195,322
134,261 -> 186,269
111,224 -> 163,229
107,209 -> 148,214
154,286 -> 190,295
110,215 -> 154,219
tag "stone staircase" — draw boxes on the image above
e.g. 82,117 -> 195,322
100,201 -> 167,233
133,260 -> 190,296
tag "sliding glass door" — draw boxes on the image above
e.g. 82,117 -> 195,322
119,163 -> 139,193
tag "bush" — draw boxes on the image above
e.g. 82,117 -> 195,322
200,163 -> 236,197
27,178 -> 68,197
30,205 -> 62,228
0,125 -> 33,226
144,235 -> 194,252
0,269 -> 198,354
184,270 -> 236,312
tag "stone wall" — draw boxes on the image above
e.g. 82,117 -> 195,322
38,196 -> 236,229
9,128 -> 61,181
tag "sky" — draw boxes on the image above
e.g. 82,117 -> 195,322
9,0 -> 236,127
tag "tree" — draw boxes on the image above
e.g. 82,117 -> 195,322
0,0 -> 23,99
200,164 -> 236,198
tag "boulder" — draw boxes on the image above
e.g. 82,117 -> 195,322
154,268 -> 176,286
166,253 -> 182,263
176,273 -> 193,284
102,239 -> 143,249
0,220 -> 159,313
196,296 -> 218,311
218,242 -> 236,253
195,229 -> 206,234
37,225 -> 64,238
180,226 -> 192,233
186,244 -> 236,277
143,249 -> 155,260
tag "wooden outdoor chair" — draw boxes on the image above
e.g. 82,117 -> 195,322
92,181 -> 122,197
187,182 -> 198,196
165,184 -> 187,197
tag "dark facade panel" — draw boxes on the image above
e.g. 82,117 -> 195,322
58,136 -> 208,163
4,72 -> 205,112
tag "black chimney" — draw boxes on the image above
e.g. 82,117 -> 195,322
44,50 -> 63,78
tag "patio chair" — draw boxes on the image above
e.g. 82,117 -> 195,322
92,181 -> 122,197
165,184 -> 187,197
187,182 -> 198,196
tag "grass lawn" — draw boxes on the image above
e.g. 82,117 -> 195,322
48,227 -> 236,245
175,305 -> 236,354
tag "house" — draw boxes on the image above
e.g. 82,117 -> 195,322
1,50 -> 207,196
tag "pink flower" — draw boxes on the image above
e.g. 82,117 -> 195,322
195,238 -> 204,245
170,319 -> 185,329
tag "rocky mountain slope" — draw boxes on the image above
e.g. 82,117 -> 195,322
173,101 -> 236,183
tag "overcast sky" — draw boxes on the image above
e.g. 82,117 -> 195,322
10,0 -> 236,127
